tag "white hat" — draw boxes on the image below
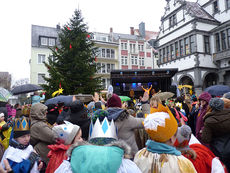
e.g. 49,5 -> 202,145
52,121 -> 80,145
0,113 -> 5,118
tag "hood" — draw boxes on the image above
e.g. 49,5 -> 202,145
107,108 -> 127,121
30,103 -> 47,121
199,92 -> 211,103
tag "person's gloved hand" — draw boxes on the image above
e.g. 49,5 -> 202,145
28,152 -> 40,168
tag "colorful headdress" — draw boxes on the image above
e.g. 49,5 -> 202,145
52,121 -> 80,145
89,109 -> 117,145
144,104 -> 178,142
13,116 -> 31,138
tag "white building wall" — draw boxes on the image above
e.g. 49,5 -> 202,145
196,22 -> 218,31
199,54 -> 217,68
197,0 -> 210,6
160,55 -> 196,71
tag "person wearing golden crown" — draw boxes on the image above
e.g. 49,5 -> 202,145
134,104 -> 197,173
1,116 -> 42,173
55,109 -> 142,173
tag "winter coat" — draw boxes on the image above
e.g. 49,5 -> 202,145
202,109 -> 230,143
107,107 -> 144,156
46,144 -> 70,173
30,103 -> 57,164
202,110 -> 230,171
196,92 -> 211,142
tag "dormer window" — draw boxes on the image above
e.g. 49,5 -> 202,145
169,14 -> 177,28
40,36 -> 56,47
40,37 -> 48,46
213,1 -> 219,14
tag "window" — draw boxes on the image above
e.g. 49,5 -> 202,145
213,1 -> 219,13
170,44 -> 175,60
102,79 -> 106,89
138,45 -> 141,50
96,63 -> 101,73
134,56 -> 137,65
124,43 -> 127,49
139,57 -> 144,66
141,45 -> 144,51
130,44 -> 136,53
101,63 -> 106,73
40,37 -> 48,46
111,64 -> 115,70
180,40 -> 184,56
107,64 -> 111,73
190,35 -> 195,53
49,55 -> 55,62
106,49 -> 111,58
204,36 -> 210,53
102,49 -> 105,57
221,31 -> 227,50
175,42 -> 179,58
107,79 -> 110,89
111,49 -> 115,58
166,46 -> 170,61
169,14 -> 177,27
185,37 -> 190,55
163,48 -> 166,62
215,33 -> 221,52
227,0 -> 230,9
121,43 -> 124,50
38,54 -> 45,64
49,38 -> 56,46
38,74 -> 45,84
121,56 -> 128,65
159,49 -> 163,63
228,29 -> 230,48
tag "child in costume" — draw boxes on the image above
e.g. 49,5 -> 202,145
1,116 -> 42,173
46,121 -> 82,173
55,109 -> 142,173
0,113 -> 12,149
175,125 -> 226,173
134,104 -> 197,173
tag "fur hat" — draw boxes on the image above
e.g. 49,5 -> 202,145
144,104 -> 178,142
174,125 -> 192,151
209,98 -> 224,111
107,94 -> 122,108
52,121 -> 80,145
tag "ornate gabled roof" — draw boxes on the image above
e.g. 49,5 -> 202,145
185,1 -> 217,21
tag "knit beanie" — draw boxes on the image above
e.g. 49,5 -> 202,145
223,92 -> 230,99
174,125 -> 192,151
209,98 -> 224,111
107,94 -> 122,108
52,121 -> 80,145
198,92 -> 212,103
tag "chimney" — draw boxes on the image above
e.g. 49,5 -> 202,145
139,22 -> 145,38
56,24 -> 60,30
130,27 -> 134,35
110,27 -> 113,33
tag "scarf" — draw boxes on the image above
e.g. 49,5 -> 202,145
9,138 -> 29,150
146,140 -> 181,156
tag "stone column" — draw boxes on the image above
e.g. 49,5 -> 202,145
218,71 -> 226,85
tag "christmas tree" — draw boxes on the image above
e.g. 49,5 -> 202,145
42,10 -> 102,98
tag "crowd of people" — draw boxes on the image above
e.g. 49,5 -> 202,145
0,89 -> 229,173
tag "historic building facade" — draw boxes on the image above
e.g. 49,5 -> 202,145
157,0 -> 230,94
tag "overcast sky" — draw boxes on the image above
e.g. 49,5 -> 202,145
0,0 -> 168,83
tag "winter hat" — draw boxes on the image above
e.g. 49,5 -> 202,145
13,116 -> 31,138
198,92 -> 212,103
52,121 -> 80,145
46,104 -> 59,125
223,92 -> 230,99
70,100 -> 88,120
209,98 -> 224,111
0,113 -> 4,118
174,125 -> 192,151
107,94 -> 122,108
144,104 -> 178,142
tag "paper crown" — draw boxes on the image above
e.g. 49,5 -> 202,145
144,104 -> 178,142
52,121 -> 80,145
89,117 -> 117,140
14,116 -> 31,132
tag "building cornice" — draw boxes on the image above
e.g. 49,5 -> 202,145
201,0 -> 215,8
